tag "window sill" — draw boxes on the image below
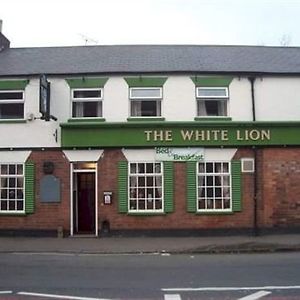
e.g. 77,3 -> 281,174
195,211 -> 234,215
127,117 -> 165,122
127,212 -> 166,216
68,118 -> 106,123
0,119 -> 27,124
0,212 -> 26,216
194,117 -> 232,121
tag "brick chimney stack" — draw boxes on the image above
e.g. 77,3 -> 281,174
0,20 -> 11,51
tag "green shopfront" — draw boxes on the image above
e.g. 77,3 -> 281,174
59,121 -> 300,236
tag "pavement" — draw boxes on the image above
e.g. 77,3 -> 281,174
0,234 -> 300,254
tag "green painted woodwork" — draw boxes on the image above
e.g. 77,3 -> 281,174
163,161 -> 174,213
194,117 -> 232,121
231,160 -> 242,212
0,80 -> 29,90
118,161 -> 128,213
191,76 -> 233,87
127,117 -> 165,122
186,161 -> 197,213
124,77 -> 168,87
60,121 -> 300,148
0,120 -> 27,123
67,118 -> 106,123
65,77 -> 108,88
25,162 -> 35,214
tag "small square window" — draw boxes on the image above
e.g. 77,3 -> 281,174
241,158 -> 255,173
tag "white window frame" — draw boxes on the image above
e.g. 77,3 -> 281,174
196,161 -> 232,212
128,161 -> 164,213
0,90 -> 25,120
71,88 -> 103,119
196,87 -> 229,117
129,87 -> 162,117
241,158 -> 255,173
196,87 -> 229,99
129,87 -> 162,99
0,163 -> 25,214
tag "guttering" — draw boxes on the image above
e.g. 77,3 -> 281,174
249,77 -> 256,121
248,76 -> 259,236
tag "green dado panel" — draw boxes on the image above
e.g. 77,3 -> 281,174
65,77 -> 108,88
191,76 -> 233,87
0,80 -> 29,90
124,77 -> 168,87
60,121 -> 300,148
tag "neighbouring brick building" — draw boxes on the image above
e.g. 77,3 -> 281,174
0,28 -> 300,237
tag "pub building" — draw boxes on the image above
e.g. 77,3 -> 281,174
0,27 -> 300,237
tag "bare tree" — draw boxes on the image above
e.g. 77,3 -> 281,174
279,34 -> 292,47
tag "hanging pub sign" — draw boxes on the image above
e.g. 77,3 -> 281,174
39,74 -> 51,121
155,147 -> 204,161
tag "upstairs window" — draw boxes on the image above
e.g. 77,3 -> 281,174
196,87 -> 228,117
0,91 -> 24,120
129,88 -> 162,117
71,88 -> 103,118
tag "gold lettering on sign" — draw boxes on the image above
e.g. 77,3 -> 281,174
165,130 -> 173,141
144,130 -> 152,141
145,129 -> 271,142
181,130 -> 194,141
221,130 -> 229,141
144,130 -> 173,142
236,129 -> 271,141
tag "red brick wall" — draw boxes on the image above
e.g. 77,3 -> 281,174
1,147 -> 300,234
260,148 -> 300,228
97,149 -> 255,231
0,150 -> 70,231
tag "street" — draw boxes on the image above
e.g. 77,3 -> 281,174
0,252 -> 300,299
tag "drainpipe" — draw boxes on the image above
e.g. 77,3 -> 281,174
248,77 -> 259,236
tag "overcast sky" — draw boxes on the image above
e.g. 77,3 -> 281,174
1,0 -> 300,48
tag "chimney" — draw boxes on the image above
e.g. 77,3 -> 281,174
0,20 -> 10,51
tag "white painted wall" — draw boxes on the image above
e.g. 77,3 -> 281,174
1,75 -> 300,149
255,77 -> 300,121
0,78 -> 59,148
163,76 -> 196,121
104,77 -> 128,122
229,78 -> 253,121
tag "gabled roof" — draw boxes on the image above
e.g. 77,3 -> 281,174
0,44 -> 300,76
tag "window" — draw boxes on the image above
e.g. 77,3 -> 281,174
71,88 -> 103,118
128,162 -> 163,212
197,161 -> 231,211
0,163 -> 24,213
196,87 -> 228,117
129,88 -> 162,117
0,91 -> 24,119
